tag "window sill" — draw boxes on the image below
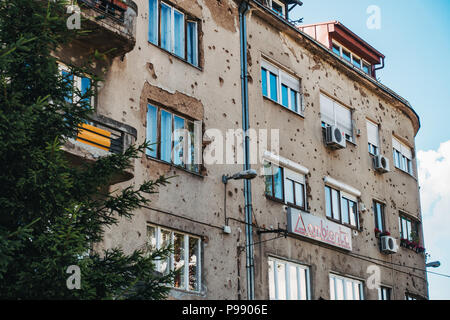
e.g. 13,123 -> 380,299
147,41 -> 202,72
325,217 -> 359,231
262,95 -> 305,119
170,287 -> 204,297
145,156 -> 204,179
265,195 -> 311,213
394,166 -> 417,180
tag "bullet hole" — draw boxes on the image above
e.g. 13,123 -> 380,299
223,113 -> 227,118
219,77 -> 224,86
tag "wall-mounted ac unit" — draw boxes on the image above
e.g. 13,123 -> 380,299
373,155 -> 390,173
325,125 -> 346,149
381,236 -> 398,254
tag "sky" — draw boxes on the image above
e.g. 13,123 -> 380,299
290,0 -> 450,300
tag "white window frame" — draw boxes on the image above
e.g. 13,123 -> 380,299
329,273 -> 364,300
320,93 -> 354,142
268,257 -> 311,300
378,285 -> 392,300
331,40 -> 372,75
284,168 -> 307,211
261,59 -> 304,115
58,63 -> 94,107
367,119 -> 380,155
269,0 -> 286,17
392,137 -> 414,176
147,224 -> 202,292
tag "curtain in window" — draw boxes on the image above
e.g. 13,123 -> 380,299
160,110 -> 172,162
173,10 -> 185,58
146,104 -> 158,157
187,21 -> 198,66
160,3 -> 172,52
148,0 -> 158,44
173,116 -> 185,166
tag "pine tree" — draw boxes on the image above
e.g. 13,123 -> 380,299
0,0 -> 175,299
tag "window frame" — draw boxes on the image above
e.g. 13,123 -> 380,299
147,224 -> 202,292
378,286 -> 392,300
148,0 -> 200,67
146,103 -> 200,174
373,200 -> 386,233
268,256 -> 311,300
399,214 -> 420,242
392,137 -> 414,176
58,63 -> 95,108
331,40 -> 372,75
329,273 -> 364,300
325,185 -> 359,229
261,59 -> 304,116
366,119 -> 380,156
320,93 -> 354,143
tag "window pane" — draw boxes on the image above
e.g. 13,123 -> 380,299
264,163 -> 273,197
407,220 -> 412,241
350,201 -> 357,227
173,116 -> 185,166
295,183 -> 304,208
261,68 -> 268,97
354,283 -> 361,300
402,218 -> 408,239
173,233 -> 185,289
342,49 -> 351,62
148,0 -> 158,44
325,186 -> 332,218
273,166 -> 283,200
147,225 -> 157,252
363,63 -> 370,74
160,229 -> 171,274
186,121 -> 198,173
268,260 -> 275,300
290,89 -> 298,112
281,84 -> 289,108
335,278 -> 344,300
299,268 -> 307,300
62,70 -> 73,103
269,72 -> 278,101
329,277 -> 335,300
332,44 -> 340,56
146,104 -> 158,157
341,199 -> 350,225
188,237 -> 200,291
173,10 -> 185,58
332,189 -> 340,221
352,56 -> 361,68
285,179 -> 294,204
272,2 -> 284,16
80,77 -> 91,107
346,281 -> 354,300
160,110 -> 172,162
187,21 -> 198,66
289,266 -> 298,300
160,3 -> 172,52
276,262 -> 286,300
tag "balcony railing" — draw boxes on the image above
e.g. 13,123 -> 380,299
75,114 -> 136,155
79,0 -> 137,25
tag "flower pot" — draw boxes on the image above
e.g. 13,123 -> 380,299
112,0 -> 128,10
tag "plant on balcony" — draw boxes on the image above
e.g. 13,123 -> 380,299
374,228 -> 382,237
0,0 -> 173,300
112,0 -> 128,10
381,231 -> 391,237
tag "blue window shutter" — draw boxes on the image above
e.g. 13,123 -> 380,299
148,0 -> 158,44
146,104 -> 158,158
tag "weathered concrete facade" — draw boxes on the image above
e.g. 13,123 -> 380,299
61,0 -> 427,300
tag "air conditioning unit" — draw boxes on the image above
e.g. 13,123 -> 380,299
325,125 -> 346,149
381,236 -> 398,254
373,155 -> 390,173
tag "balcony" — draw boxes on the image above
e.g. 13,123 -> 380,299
63,114 -> 137,184
74,0 -> 138,57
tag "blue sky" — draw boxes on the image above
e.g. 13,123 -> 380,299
291,0 -> 450,299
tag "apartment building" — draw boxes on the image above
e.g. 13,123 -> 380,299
61,0 -> 428,300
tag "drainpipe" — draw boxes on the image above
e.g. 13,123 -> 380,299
239,0 -> 255,300
374,56 -> 385,77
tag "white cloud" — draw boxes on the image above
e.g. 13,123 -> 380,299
417,140 -> 450,300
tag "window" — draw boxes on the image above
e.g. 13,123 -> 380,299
59,63 -> 93,108
320,93 -> 353,142
378,286 -> 392,300
325,186 -> 359,228
147,224 -> 201,292
331,41 -> 372,75
268,257 -> 310,300
367,120 -> 380,155
399,214 -> 420,242
264,162 -> 284,201
265,162 -> 307,210
373,201 -> 386,233
266,0 -> 286,17
329,274 -> 364,300
393,137 -> 413,175
146,104 -> 200,173
261,59 -> 303,115
405,293 -> 424,300
148,0 -> 199,66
